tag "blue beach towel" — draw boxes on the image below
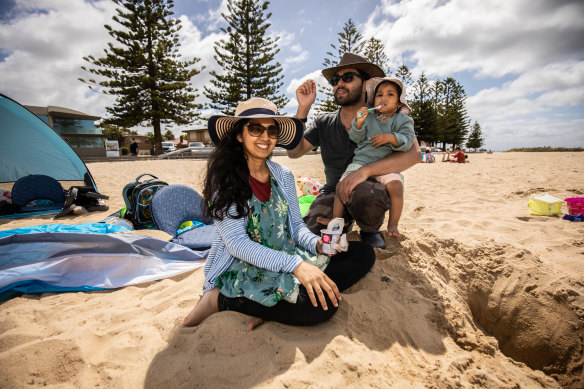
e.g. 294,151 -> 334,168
0,230 -> 208,301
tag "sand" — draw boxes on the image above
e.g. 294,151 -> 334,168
0,152 -> 583,388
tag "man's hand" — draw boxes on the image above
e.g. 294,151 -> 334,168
296,79 -> 316,112
336,168 -> 368,204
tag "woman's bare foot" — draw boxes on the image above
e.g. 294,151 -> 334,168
248,317 -> 265,330
387,224 -> 401,238
183,288 -> 220,326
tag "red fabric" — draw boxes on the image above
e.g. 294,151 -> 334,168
453,151 -> 466,162
250,175 -> 271,202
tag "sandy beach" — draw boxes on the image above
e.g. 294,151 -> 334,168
0,151 -> 583,388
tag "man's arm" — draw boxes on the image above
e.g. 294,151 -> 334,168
288,137 -> 316,159
288,79 -> 317,159
336,138 -> 422,203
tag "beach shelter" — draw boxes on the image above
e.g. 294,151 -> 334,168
0,93 -> 99,217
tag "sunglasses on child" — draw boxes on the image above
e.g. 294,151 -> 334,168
245,122 -> 279,139
330,71 -> 363,86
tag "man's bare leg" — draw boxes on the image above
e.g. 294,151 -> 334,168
183,287 -> 219,326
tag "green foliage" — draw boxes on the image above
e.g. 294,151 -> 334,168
204,0 -> 287,115
98,123 -> 127,141
316,19 -> 365,114
506,147 -> 584,152
432,77 -> 469,148
146,131 -> 155,145
163,129 -> 175,141
466,121 -> 484,150
79,0 -> 203,155
363,37 -> 390,75
410,72 -> 438,144
121,147 -> 130,155
393,61 -> 413,91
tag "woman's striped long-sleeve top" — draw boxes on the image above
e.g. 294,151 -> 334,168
202,159 -> 319,293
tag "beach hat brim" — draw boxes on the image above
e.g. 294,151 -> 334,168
208,114 -> 304,150
365,77 -> 412,115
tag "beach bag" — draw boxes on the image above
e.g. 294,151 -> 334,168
122,173 -> 168,229
55,186 -> 110,218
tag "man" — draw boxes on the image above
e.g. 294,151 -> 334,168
288,53 -> 422,249
442,146 -> 466,163
129,137 -> 139,156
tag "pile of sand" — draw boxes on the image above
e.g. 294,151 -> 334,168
1,152 -> 582,388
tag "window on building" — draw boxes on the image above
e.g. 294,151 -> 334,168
37,114 -> 50,125
52,117 -> 101,135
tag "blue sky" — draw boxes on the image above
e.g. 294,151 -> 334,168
1,0 -> 583,151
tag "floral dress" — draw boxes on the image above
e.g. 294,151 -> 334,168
216,177 -> 329,307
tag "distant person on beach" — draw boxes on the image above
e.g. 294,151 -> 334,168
129,137 -> 139,156
442,147 -> 467,163
425,149 -> 435,163
288,53 -> 422,249
183,97 -> 375,329
318,77 -> 415,238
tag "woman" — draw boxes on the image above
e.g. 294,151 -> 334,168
183,98 -> 375,329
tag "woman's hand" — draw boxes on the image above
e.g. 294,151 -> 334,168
293,262 -> 341,310
316,238 -> 340,256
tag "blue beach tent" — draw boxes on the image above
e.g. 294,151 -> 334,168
0,93 -> 99,217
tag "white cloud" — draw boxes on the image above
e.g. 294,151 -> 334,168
363,0 -> 584,78
192,0 -> 229,32
482,117 -> 584,150
468,61 -> 584,119
0,0 -> 118,114
176,15 -> 225,104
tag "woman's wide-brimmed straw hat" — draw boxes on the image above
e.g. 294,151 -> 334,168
321,52 -> 385,83
208,98 -> 303,150
365,77 -> 412,115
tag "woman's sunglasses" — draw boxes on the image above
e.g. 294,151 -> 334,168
246,122 -> 279,139
330,72 -> 363,86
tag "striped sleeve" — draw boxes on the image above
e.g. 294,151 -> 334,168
214,204 -> 304,273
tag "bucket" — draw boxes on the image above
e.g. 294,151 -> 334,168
565,197 -> 584,216
528,193 -> 563,216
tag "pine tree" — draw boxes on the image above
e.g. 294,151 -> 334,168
410,72 -> 438,144
363,37 -> 390,75
466,121 -> 484,150
316,19 -> 365,113
204,0 -> 287,115
393,60 -> 413,91
434,77 -> 470,148
164,129 -> 175,141
79,0 -> 202,155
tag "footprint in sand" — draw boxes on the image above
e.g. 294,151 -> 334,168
411,206 -> 424,218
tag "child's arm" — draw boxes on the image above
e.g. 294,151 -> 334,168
370,115 -> 415,151
349,109 -> 369,144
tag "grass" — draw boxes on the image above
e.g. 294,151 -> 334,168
506,147 -> 584,152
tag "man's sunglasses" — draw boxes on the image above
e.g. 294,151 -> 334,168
246,122 -> 279,139
330,72 -> 363,87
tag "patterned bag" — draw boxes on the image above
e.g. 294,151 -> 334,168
122,173 -> 168,229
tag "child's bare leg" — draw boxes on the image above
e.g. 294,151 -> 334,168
385,180 -> 404,237
317,193 -> 345,226
183,287 -> 220,326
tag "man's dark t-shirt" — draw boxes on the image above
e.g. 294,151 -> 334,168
304,110 -> 357,193
130,141 -> 138,155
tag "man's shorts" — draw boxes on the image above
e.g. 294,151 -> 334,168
303,179 -> 391,234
